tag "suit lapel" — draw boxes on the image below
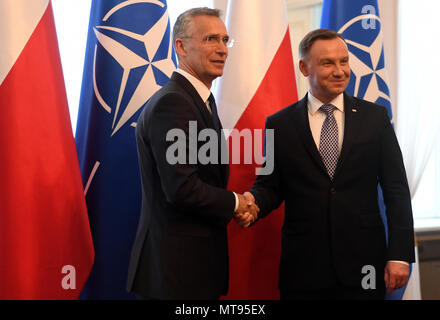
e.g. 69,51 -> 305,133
291,93 -> 361,181
291,94 -> 329,177
171,72 -> 213,129
333,93 -> 360,180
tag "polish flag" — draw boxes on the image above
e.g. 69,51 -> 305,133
215,0 -> 298,299
0,0 -> 94,299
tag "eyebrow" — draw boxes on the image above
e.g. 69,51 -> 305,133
205,33 -> 229,38
319,56 -> 349,62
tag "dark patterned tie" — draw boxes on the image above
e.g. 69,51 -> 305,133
208,93 -> 229,180
208,93 -> 221,135
319,104 -> 339,180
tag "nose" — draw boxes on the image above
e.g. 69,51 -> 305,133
216,41 -> 228,56
333,64 -> 345,77
218,38 -> 228,49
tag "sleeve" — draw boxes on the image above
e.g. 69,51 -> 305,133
146,92 -> 236,227
250,117 -> 284,218
378,107 -> 415,263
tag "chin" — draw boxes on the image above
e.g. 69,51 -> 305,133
331,87 -> 346,95
211,72 -> 223,78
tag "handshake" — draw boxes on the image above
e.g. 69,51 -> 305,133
234,192 -> 259,228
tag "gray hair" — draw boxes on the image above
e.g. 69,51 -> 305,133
172,7 -> 222,46
299,28 -> 346,59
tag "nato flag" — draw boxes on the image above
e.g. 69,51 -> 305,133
75,0 -> 176,299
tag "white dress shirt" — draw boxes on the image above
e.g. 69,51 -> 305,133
175,68 -> 212,112
307,91 -> 345,154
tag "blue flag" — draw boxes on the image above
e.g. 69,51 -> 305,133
75,0 -> 176,299
321,0 -> 412,300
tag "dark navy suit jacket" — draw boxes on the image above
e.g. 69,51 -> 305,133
251,93 -> 415,292
127,72 -> 235,299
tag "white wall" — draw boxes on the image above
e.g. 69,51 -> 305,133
378,0 -> 398,119
52,0 -> 91,132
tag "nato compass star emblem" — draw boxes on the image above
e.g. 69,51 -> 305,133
338,13 -> 392,116
92,0 -> 176,136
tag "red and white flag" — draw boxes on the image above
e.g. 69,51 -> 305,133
0,0 -> 94,299
215,0 -> 298,299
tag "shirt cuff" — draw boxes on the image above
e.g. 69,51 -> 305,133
388,260 -> 409,266
233,192 -> 239,212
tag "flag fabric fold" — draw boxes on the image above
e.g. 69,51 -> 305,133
75,0 -> 176,299
321,0 -> 420,300
214,0 -> 298,299
0,0 -> 94,299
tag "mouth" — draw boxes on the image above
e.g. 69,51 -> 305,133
330,79 -> 346,85
211,60 -> 225,66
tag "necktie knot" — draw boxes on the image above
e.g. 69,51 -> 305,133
320,104 -> 337,116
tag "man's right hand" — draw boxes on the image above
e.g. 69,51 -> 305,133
234,192 -> 259,228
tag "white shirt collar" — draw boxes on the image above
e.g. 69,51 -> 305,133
307,91 -> 345,115
175,68 -> 211,103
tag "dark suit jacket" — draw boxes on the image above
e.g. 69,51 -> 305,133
126,72 -> 236,299
251,93 -> 415,292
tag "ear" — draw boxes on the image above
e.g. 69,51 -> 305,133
299,59 -> 309,77
174,38 -> 187,57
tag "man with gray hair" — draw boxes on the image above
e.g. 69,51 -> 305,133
126,7 -> 258,300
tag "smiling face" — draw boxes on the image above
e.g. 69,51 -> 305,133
175,15 -> 228,89
299,38 -> 350,103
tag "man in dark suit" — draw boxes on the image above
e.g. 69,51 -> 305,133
247,29 -> 414,300
126,8 -> 258,300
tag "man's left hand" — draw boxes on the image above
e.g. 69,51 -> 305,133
384,261 -> 410,296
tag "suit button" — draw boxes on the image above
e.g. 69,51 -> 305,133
330,188 -> 336,194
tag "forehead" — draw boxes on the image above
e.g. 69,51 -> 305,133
309,38 -> 348,59
188,15 -> 227,35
